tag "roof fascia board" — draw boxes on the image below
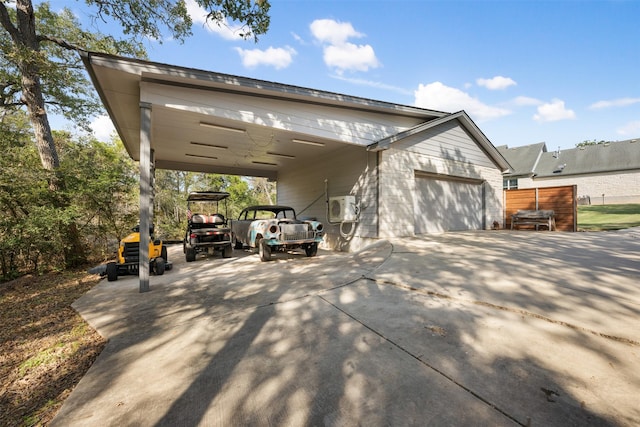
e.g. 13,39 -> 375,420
530,144 -> 547,174
80,50 -> 138,159
82,51 -> 447,120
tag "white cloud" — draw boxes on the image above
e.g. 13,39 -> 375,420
589,97 -> 640,110
310,19 -> 363,45
510,96 -> 543,107
533,99 -> 576,122
185,0 -> 245,40
323,43 -> 379,73
291,32 -> 305,44
414,82 -> 511,121
477,76 -> 517,90
234,46 -> 296,69
330,74 -> 412,96
310,19 -> 380,74
617,120 -> 640,136
91,115 -> 116,142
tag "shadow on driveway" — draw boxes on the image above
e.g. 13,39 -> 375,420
52,231 -> 640,426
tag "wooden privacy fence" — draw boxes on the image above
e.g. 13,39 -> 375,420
504,185 -> 577,231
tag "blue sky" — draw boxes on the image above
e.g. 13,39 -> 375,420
65,0 -> 640,151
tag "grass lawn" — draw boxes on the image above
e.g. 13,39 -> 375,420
577,203 -> 640,231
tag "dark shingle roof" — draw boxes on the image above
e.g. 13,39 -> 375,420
534,139 -> 640,177
496,142 -> 547,176
498,138 -> 640,178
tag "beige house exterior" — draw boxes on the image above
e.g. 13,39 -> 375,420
498,140 -> 640,205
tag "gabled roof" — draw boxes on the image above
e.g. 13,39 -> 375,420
496,142 -> 547,177
534,139 -> 640,177
368,111 -> 512,172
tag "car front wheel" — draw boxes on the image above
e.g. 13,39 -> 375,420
258,238 -> 271,262
305,243 -> 318,257
233,235 -> 244,249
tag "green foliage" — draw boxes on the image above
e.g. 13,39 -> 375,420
576,139 -> 607,148
85,0 -> 270,43
0,2 -> 146,130
0,111 -> 138,278
578,204 -> 640,231
55,131 -> 139,252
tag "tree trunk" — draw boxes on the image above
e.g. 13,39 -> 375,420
14,0 -> 60,173
22,70 -> 59,172
7,1 -> 87,267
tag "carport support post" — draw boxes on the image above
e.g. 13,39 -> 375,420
139,102 -> 152,293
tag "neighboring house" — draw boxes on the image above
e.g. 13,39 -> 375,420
497,139 -> 640,204
82,52 -> 511,255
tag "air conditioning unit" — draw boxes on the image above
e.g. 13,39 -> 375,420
329,195 -> 357,222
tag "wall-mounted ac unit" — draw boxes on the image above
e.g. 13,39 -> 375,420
329,195 -> 357,222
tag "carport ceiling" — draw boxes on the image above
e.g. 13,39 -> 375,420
81,52 -> 447,179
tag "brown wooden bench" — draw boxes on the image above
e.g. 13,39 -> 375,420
511,209 -> 556,231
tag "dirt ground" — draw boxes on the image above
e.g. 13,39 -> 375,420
0,271 -> 106,426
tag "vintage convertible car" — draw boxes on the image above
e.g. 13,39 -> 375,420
230,205 -> 324,261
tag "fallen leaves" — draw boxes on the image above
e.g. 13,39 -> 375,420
0,271 -> 106,426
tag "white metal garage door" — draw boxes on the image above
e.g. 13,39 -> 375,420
414,174 -> 483,233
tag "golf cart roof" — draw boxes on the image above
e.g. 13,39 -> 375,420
187,191 -> 230,202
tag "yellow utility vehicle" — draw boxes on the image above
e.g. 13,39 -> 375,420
106,225 -> 171,281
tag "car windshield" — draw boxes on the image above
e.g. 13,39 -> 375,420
276,209 -> 295,219
241,208 -> 296,220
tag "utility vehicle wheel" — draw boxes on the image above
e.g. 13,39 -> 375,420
305,243 -> 318,257
155,257 -> 166,275
258,238 -> 271,262
186,247 -> 196,262
222,244 -> 232,258
161,246 -> 168,262
106,262 -> 118,282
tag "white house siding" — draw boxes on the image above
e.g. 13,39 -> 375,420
276,144 -> 379,251
141,81 -> 424,147
378,121 -> 504,237
519,170 -> 640,204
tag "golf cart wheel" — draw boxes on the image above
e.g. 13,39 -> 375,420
185,247 -> 196,262
223,244 -> 232,258
106,262 -> 118,282
233,235 -> 243,249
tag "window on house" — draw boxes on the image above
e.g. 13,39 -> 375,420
503,178 -> 518,190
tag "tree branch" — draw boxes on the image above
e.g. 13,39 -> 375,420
0,2 -> 21,43
37,35 -> 84,52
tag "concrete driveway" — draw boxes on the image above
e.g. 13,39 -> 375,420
52,230 -> 640,426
